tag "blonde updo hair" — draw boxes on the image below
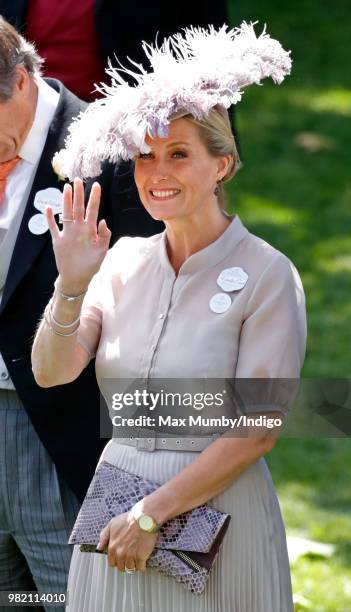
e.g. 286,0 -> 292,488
183,105 -> 241,207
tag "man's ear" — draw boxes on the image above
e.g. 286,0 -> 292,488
14,65 -> 31,95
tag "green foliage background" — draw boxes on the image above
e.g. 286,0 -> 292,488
226,3 -> 351,609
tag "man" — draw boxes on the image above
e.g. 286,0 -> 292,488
0,17 -> 161,609
0,0 -> 229,100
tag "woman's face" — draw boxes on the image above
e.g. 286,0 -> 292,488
134,118 -> 230,222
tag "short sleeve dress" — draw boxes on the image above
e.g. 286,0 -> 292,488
67,214 -> 307,612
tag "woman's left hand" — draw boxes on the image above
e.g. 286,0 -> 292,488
97,512 -> 158,572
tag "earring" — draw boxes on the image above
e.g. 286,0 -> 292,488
214,173 -> 225,196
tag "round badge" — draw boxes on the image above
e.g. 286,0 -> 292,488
33,187 -> 63,214
28,213 -> 49,235
209,293 -> 232,314
217,267 -> 248,292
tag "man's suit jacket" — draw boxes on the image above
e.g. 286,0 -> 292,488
0,0 -> 229,70
0,79 -> 162,502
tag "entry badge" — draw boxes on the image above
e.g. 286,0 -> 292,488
217,267 -> 248,292
28,188 -> 63,235
209,293 -> 232,314
28,213 -> 49,235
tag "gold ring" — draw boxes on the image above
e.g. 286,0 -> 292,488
59,214 -> 74,223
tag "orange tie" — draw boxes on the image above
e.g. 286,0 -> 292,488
0,156 -> 21,205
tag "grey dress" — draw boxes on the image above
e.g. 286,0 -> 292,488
67,214 -> 307,611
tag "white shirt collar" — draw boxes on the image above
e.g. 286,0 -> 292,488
19,76 -> 60,165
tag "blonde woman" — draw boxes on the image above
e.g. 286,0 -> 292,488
32,24 -> 306,611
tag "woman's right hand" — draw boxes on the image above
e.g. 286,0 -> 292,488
46,178 -> 111,294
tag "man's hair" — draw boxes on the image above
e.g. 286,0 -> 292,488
0,16 -> 43,101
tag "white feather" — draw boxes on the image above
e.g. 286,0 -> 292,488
54,22 -> 292,180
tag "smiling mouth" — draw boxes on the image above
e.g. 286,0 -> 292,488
149,189 -> 181,200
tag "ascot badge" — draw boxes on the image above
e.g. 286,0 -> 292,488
28,188 -> 63,235
217,267 -> 248,292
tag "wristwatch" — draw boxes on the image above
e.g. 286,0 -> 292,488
131,501 -> 160,533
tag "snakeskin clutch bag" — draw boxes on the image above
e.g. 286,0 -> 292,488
69,461 -> 231,594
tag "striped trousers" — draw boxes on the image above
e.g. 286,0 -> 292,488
0,389 -> 81,611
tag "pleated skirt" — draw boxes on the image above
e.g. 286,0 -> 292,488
66,439 -> 294,612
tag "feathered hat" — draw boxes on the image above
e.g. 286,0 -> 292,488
53,22 -> 292,181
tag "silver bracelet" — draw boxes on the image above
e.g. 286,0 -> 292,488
49,303 -> 81,329
54,280 -> 87,302
44,308 -> 79,337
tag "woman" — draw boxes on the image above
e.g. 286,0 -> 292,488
32,24 -> 306,611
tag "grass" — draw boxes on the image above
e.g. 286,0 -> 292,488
267,439 -> 351,611
227,0 -> 351,378
226,2 -> 351,610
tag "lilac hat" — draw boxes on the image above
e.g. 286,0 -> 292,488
53,22 -> 292,181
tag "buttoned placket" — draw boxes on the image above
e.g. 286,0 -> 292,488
138,215 -> 248,383
139,272 -> 178,381
135,271 -> 187,451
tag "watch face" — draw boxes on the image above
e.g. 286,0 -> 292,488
139,515 -> 154,532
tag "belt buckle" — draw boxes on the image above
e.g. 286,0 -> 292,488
136,436 -> 156,452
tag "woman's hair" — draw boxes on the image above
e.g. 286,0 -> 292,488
184,105 -> 241,207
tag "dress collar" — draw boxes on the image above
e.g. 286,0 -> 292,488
159,214 -> 249,276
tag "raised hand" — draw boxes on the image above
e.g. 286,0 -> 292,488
46,178 -> 111,293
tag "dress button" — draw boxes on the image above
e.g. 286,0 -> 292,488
1,370 -> 9,380
159,313 -> 164,319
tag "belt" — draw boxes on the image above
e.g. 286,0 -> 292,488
116,434 -> 220,452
